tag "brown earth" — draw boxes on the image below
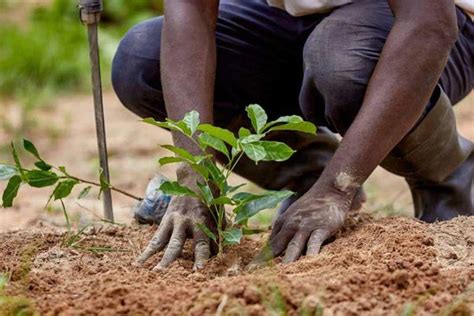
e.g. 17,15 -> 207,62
0,90 -> 473,316
1,214 -> 473,315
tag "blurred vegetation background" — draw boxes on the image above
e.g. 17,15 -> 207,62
0,0 -> 163,138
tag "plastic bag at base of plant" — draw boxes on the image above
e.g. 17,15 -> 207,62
132,174 -> 171,225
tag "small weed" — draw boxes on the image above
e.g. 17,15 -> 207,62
262,284 -> 288,316
400,302 -> 416,316
437,282 -> 474,316
299,295 -> 325,316
0,273 -> 37,316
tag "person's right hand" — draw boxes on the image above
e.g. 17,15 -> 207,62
134,171 -> 215,271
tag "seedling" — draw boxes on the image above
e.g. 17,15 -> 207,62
0,104 -> 316,254
0,139 -> 141,214
144,104 -> 316,253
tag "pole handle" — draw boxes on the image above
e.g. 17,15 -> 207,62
79,0 -> 103,24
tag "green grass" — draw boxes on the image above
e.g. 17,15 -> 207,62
0,273 -> 38,316
0,0 -> 163,140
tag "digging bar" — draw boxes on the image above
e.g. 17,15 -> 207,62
79,0 -> 114,221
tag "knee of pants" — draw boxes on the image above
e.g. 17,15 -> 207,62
300,5 -> 392,134
111,17 -> 166,120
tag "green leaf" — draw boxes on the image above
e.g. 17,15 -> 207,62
142,118 -> 187,134
78,186 -> 92,199
201,160 -> 225,184
26,170 -> 59,188
2,175 -> 22,207
196,223 -> 217,241
241,143 -> 266,162
197,182 -> 213,205
232,192 -> 260,203
211,196 -> 234,206
253,141 -> 295,162
158,156 -> 187,166
161,145 -> 196,162
99,169 -> 110,190
223,227 -> 242,245
190,163 -> 210,180
197,124 -> 238,147
268,121 -> 317,135
263,115 -> 303,131
183,111 -> 200,136
53,180 -> 79,200
159,181 -> 197,197
199,133 -> 229,159
246,104 -> 268,133
97,168 -> 111,199
34,160 -> 52,171
235,190 -> 294,224
226,183 -> 246,194
238,127 -> 251,138
11,142 -> 25,179
0,164 -> 18,181
239,134 -> 265,144
23,139 -> 41,159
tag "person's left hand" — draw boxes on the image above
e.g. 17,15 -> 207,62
250,186 -> 354,266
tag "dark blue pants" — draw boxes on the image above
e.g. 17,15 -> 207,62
112,0 -> 473,135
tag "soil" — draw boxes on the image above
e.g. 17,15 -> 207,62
1,213 -> 472,315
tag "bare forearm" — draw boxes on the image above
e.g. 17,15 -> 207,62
162,0 -> 218,156
315,1 -> 458,195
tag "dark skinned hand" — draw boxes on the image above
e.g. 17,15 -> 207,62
134,173 -> 215,271
249,184 -> 353,267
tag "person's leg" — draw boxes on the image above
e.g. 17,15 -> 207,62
299,0 -> 474,221
112,1 -> 364,223
112,0 -> 324,127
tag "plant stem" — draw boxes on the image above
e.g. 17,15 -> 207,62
62,175 -> 142,201
60,199 -> 71,232
225,151 -> 244,181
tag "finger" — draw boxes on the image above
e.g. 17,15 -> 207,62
283,231 -> 310,264
134,219 -> 172,266
270,218 -> 284,239
153,223 -> 187,271
192,226 -> 211,270
250,228 -> 294,267
306,230 -> 329,256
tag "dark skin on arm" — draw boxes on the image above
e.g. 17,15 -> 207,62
135,0 -> 219,271
136,0 -> 459,270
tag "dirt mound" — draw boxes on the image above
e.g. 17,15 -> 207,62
0,214 -> 473,315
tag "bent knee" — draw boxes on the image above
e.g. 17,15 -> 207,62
301,5 -> 393,133
112,17 -> 165,119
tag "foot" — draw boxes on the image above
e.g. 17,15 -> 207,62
407,151 -> 474,222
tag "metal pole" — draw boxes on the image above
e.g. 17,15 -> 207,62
79,0 -> 114,221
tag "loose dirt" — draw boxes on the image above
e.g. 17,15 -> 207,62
1,214 -> 472,315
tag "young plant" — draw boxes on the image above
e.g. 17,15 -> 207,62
0,140 -> 142,230
144,104 -> 316,253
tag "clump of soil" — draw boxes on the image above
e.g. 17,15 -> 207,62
0,214 -> 472,315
